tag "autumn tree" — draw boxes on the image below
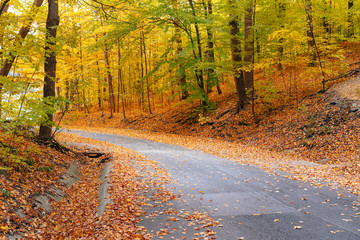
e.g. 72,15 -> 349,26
39,0 -> 59,140
228,0 -> 247,112
0,0 -> 9,18
0,0 -> 44,79
348,0 -> 354,37
244,0 -> 255,94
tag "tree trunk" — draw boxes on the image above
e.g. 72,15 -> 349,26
244,0 -> 255,93
96,60 -> 102,109
141,32 -> 152,114
228,0 -> 246,112
203,0 -> 220,95
117,40 -> 126,119
188,0 -> 207,105
305,0 -> 316,66
0,0 -> 9,72
104,44 -> 114,118
79,35 -> 89,113
304,1 -> 327,92
322,0 -> 331,40
276,0 -> 286,71
38,0 -> 59,140
172,0 -> 189,100
0,0 -> 10,18
348,0 -> 354,37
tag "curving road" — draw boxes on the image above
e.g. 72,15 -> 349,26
70,130 -> 360,240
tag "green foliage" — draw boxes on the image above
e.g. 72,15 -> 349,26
1,189 -> 11,198
255,80 -> 279,110
37,166 -> 53,173
0,145 -> 29,169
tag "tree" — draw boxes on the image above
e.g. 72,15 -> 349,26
104,42 -> 115,118
276,0 -> 286,71
0,0 -> 44,78
244,0 -> 255,93
228,0 -> 246,112
38,0 -> 59,140
203,0 -> 220,94
173,0 -> 188,100
348,0 -> 354,37
188,0 -> 207,106
305,0 -> 316,66
0,0 -> 9,18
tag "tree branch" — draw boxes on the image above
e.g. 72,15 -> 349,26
0,0 -> 10,17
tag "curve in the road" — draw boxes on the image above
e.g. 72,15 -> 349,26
70,130 -> 360,240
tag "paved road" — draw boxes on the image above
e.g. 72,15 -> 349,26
70,130 -> 360,240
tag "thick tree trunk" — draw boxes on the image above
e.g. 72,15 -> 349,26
304,1 -> 327,92
244,0 -> 255,93
38,0 -> 59,140
228,0 -> 246,112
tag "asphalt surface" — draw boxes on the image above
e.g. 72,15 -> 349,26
69,130 -> 360,240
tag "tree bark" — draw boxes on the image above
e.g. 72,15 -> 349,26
203,0 -> 220,94
141,32 -> 151,114
348,0 -> 354,37
305,0 -> 316,66
117,40 -> 126,119
0,0 -> 9,18
172,0 -> 189,100
276,0 -> 286,71
38,0 -> 59,140
244,0 -> 255,93
188,0 -> 207,105
228,0 -> 246,112
104,44 -> 114,118
322,0 -> 331,39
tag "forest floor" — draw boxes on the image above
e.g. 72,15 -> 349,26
0,131 -> 175,239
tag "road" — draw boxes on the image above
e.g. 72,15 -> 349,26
70,130 -> 360,240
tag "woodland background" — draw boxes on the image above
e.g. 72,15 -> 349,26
0,0 -> 359,131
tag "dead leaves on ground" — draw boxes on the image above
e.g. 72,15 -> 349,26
0,133 -> 74,237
